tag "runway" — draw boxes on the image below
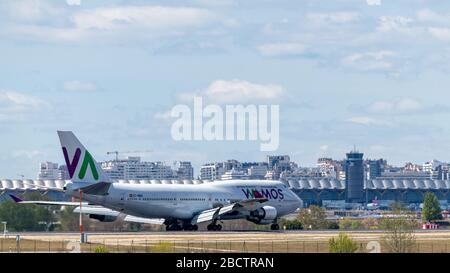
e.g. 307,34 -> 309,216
3,230 -> 450,253
12,230 -> 450,243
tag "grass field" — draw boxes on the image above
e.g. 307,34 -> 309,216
2,231 -> 450,253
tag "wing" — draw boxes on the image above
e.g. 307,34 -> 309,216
123,215 -> 165,225
74,206 -> 165,225
74,205 -> 120,217
191,198 -> 268,225
9,194 -> 88,206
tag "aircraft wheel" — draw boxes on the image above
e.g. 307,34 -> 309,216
182,224 -> 192,231
207,224 -> 213,231
193,225 -> 198,231
217,225 -> 222,231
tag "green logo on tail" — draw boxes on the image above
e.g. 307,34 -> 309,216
63,147 -> 99,181
78,151 -> 99,180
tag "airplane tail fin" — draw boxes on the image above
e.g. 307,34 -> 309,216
57,131 -> 110,183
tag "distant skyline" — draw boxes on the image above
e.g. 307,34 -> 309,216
2,0 -> 450,178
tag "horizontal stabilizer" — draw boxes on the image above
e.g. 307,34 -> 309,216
79,182 -> 111,196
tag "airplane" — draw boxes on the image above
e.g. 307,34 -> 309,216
10,131 -> 303,231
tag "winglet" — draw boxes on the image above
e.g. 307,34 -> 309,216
9,194 -> 23,203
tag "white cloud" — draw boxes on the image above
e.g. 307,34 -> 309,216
204,79 -> 285,104
63,81 -> 97,92
417,9 -> 450,25
12,150 -> 43,159
194,0 -> 235,6
2,4 -> 218,43
341,50 -> 398,72
0,0 -> 65,23
0,90 -> 48,122
366,0 -> 381,6
346,116 -> 391,126
368,98 -> 423,114
377,16 -> 413,33
72,6 -> 214,32
306,12 -> 360,25
395,98 -> 423,112
66,0 -> 81,6
429,27 -> 450,41
0,90 -> 48,114
319,145 -> 329,151
258,43 -> 306,57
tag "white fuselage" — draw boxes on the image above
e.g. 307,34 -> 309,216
69,180 -> 302,222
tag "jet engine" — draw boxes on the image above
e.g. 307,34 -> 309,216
247,206 -> 278,224
89,214 -> 117,222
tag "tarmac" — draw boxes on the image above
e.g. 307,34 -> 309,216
10,230 -> 450,243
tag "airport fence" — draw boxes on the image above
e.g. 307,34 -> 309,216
2,238 -> 450,253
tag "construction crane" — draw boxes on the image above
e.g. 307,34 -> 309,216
106,150 -> 153,161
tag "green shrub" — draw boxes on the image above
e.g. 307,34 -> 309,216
328,221 -> 340,230
93,246 -> 110,253
279,219 -> 303,230
339,219 -> 364,230
329,233 -> 358,253
150,242 -> 175,253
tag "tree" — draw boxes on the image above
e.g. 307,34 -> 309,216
58,206 -> 80,231
298,205 -> 328,230
329,233 -> 358,253
0,201 -> 54,231
422,192 -> 442,223
380,207 -> 417,253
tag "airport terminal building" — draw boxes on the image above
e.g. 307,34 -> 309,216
1,178 -> 450,208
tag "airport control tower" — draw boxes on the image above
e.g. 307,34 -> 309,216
344,149 -> 364,203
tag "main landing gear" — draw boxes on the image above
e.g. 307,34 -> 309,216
207,223 -> 222,231
270,223 -> 280,231
166,224 -> 182,231
165,223 -> 198,231
182,223 -> 199,231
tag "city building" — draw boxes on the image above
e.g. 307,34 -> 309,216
366,159 -> 385,180
423,160 -> 443,173
267,155 -> 297,180
199,160 -> 267,180
221,169 -> 248,180
246,163 -> 269,179
37,162 -> 69,180
174,161 -> 194,180
101,157 -> 175,180
199,163 -> 225,180
317,158 -> 343,179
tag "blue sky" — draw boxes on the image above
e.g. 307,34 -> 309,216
2,0 -> 450,178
